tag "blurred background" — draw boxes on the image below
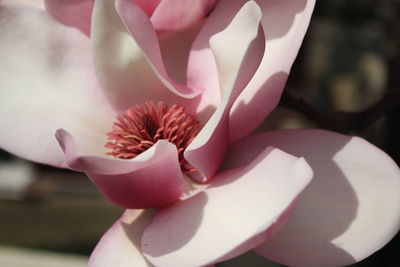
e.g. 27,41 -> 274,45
0,0 -> 399,266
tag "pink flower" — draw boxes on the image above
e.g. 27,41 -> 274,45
0,0 -> 399,266
44,0 -> 218,35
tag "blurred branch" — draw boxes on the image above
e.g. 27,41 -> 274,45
280,88 -> 400,133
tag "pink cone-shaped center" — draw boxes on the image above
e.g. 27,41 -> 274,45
106,101 -> 201,173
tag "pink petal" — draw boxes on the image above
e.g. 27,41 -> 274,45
225,129 -> 400,266
151,0 -> 217,33
91,0 -> 200,114
184,1 -> 265,182
116,0 -> 203,97
142,147 -> 312,266
218,252 -> 281,266
133,0 -> 160,17
187,0 -> 316,143
89,209 -> 153,267
56,130 -> 184,209
186,0 -> 243,112
0,0 -> 44,8
159,24 -> 221,124
0,4 -> 114,168
229,0 -> 316,142
44,0 -> 94,36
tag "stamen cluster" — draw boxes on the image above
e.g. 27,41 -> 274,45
105,101 -> 201,173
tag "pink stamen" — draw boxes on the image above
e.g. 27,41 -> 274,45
105,101 -> 202,174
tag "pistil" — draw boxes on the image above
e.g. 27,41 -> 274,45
105,101 -> 201,173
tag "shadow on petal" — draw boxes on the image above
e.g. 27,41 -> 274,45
142,146 -> 312,267
141,192 -> 208,255
229,71 -> 289,143
225,130 -> 387,266
122,209 -> 156,252
257,0 -> 308,41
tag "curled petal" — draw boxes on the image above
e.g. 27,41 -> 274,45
229,0 -> 316,142
187,0 -> 245,106
91,0 -> 200,114
224,129 -> 400,266
187,0 -> 316,142
116,0 -> 202,98
56,130 -> 184,209
142,147 -> 312,266
185,0 -> 265,182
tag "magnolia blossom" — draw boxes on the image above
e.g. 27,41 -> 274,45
0,0 -> 399,266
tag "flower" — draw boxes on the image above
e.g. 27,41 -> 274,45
0,0 -> 399,266
44,0 -> 218,35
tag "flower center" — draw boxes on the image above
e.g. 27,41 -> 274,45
105,101 -> 201,173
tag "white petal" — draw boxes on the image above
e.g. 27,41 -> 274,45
89,210 -> 153,267
142,147 -> 312,266
0,4 -> 115,167
224,129 -> 400,266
